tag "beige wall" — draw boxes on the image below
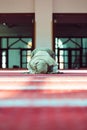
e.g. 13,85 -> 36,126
53,0 -> 87,13
0,0 -> 87,13
0,0 -> 87,49
0,0 -> 34,13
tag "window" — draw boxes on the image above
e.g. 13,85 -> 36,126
0,13 -> 35,69
53,13 -> 87,69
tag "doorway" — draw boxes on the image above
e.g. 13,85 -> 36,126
57,48 -> 82,69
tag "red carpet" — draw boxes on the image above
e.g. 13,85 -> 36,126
0,107 -> 87,130
0,70 -> 87,130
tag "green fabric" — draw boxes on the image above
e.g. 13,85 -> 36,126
28,48 -> 58,74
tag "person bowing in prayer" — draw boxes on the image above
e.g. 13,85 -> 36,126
27,48 -> 58,74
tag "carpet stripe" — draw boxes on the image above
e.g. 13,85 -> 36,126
0,78 -> 87,82
0,70 -> 87,73
0,99 -> 87,107
0,85 -> 87,90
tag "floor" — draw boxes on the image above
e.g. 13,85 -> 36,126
0,70 -> 87,130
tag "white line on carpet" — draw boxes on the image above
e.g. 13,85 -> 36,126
0,98 -> 87,107
0,85 -> 87,90
0,70 -> 87,73
0,78 -> 87,82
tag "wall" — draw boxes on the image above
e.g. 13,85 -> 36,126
0,0 -> 87,68
35,0 -> 52,49
53,0 -> 87,13
1,0 -> 87,13
0,0 -> 34,13
0,0 -> 87,48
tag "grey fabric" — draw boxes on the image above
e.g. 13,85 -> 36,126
31,48 -> 55,59
28,48 -> 58,74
